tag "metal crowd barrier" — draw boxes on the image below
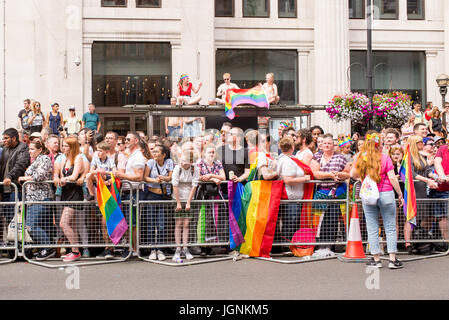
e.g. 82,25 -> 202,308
353,181 -> 449,262
254,180 -> 350,264
20,180 -> 133,268
136,182 -> 234,266
0,182 -> 19,264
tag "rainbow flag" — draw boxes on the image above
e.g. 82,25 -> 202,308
96,174 -> 128,245
290,157 -> 315,230
225,85 -> 269,120
399,145 -> 417,227
228,181 -> 245,250
110,173 -> 121,206
237,180 -> 287,257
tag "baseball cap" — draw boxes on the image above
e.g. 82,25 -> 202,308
30,132 -> 41,138
434,136 -> 445,143
68,106 -> 75,111
423,137 -> 432,144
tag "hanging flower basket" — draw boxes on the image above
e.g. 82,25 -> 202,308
326,93 -> 372,125
373,91 -> 413,128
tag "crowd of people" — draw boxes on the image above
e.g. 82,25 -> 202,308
3,82 -> 449,269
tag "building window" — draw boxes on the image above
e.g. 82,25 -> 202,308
374,0 -> 398,19
349,0 -> 365,19
216,49 -> 298,105
408,0 -> 424,20
215,0 -> 234,17
101,0 -> 127,7
278,0 -> 296,18
92,42 -> 172,107
350,50 -> 426,106
243,0 -> 269,17
136,0 -> 161,7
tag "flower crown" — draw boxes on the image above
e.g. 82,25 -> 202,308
338,135 -> 352,148
365,133 -> 380,145
180,74 -> 189,81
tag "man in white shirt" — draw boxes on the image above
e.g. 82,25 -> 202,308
210,73 -> 239,105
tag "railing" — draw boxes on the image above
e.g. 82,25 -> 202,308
0,182 -> 19,264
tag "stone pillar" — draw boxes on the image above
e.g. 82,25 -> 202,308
444,0 -> 449,75
425,51 -> 438,108
298,50 -> 310,105
312,0 -> 350,135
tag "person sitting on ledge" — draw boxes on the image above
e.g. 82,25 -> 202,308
176,74 -> 202,105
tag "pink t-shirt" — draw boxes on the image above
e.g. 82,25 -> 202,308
377,154 -> 394,192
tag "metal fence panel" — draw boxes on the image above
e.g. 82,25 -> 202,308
0,183 -> 19,264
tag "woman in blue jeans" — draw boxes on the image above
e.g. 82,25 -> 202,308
350,131 -> 404,269
143,144 -> 174,261
18,140 -> 54,260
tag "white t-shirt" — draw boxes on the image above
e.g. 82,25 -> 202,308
296,148 -> 313,162
124,149 -> 146,190
216,82 -> 239,100
171,164 -> 200,202
276,153 -> 305,200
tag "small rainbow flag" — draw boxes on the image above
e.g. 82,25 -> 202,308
237,180 -> 287,257
96,173 -> 128,245
225,85 -> 269,120
399,145 -> 417,227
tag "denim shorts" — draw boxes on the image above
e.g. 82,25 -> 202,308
428,189 -> 449,219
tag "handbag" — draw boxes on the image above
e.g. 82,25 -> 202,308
360,175 -> 379,206
154,161 -> 172,200
7,204 -> 33,243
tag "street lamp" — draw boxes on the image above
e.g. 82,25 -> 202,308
436,73 -> 449,109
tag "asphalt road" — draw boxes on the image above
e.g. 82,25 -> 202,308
1,253 -> 449,301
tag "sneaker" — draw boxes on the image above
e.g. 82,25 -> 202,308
60,249 -> 71,259
406,245 -> 414,255
82,248 -> 90,258
63,252 -> 81,262
366,258 -> 383,268
148,250 -> 157,260
172,248 -> 181,262
36,249 -> 56,261
183,248 -> 194,260
96,248 -> 114,259
120,248 -> 130,259
388,259 -> 403,269
157,250 -> 166,261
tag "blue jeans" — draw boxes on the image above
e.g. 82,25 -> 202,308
183,121 -> 200,138
428,189 -> 449,219
143,191 -> 166,248
168,126 -> 182,140
362,190 -> 397,255
122,190 -> 144,227
26,198 -> 52,246
1,191 -> 22,223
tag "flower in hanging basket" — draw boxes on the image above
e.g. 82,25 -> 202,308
373,91 -> 413,128
326,93 -> 372,124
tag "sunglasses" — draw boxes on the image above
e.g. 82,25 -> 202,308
117,142 -> 124,145
223,78 -> 230,81
426,143 -> 435,146
125,137 -> 132,141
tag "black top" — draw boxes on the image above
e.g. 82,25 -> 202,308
216,144 -> 250,180
432,118 -> 443,132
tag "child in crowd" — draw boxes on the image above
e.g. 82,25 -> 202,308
171,151 -> 200,262
85,141 -> 116,201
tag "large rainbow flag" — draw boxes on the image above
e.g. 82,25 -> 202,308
229,180 -> 287,257
96,174 -> 128,245
225,85 -> 269,120
399,145 -> 417,227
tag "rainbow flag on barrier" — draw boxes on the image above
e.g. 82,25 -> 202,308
225,85 -> 269,120
229,180 -> 287,257
399,145 -> 417,227
96,173 -> 128,245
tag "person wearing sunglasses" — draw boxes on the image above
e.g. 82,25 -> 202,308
210,73 -> 239,105
27,101 -> 46,134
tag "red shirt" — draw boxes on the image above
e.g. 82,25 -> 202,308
435,145 -> 449,191
179,83 -> 192,96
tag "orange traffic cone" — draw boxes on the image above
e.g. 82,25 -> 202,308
342,204 -> 367,260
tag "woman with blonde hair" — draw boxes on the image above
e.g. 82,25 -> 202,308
58,136 -> 84,262
176,74 -> 202,105
28,101 -> 46,133
350,131 -> 404,269
404,135 -> 438,253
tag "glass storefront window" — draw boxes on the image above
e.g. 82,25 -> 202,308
103,117 -> 131,137
136,0 -> 161,7
350,50 -> 426,106
373,0 -> 398,19
278,0 -> 296,18
92,42 -> 172,107
349,0 -> 365,19
215,0 -> 234,17
408,0 -> 424,20
102,0 -> 127,7
243,0 -> 269,17
216,49 -> 298,105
